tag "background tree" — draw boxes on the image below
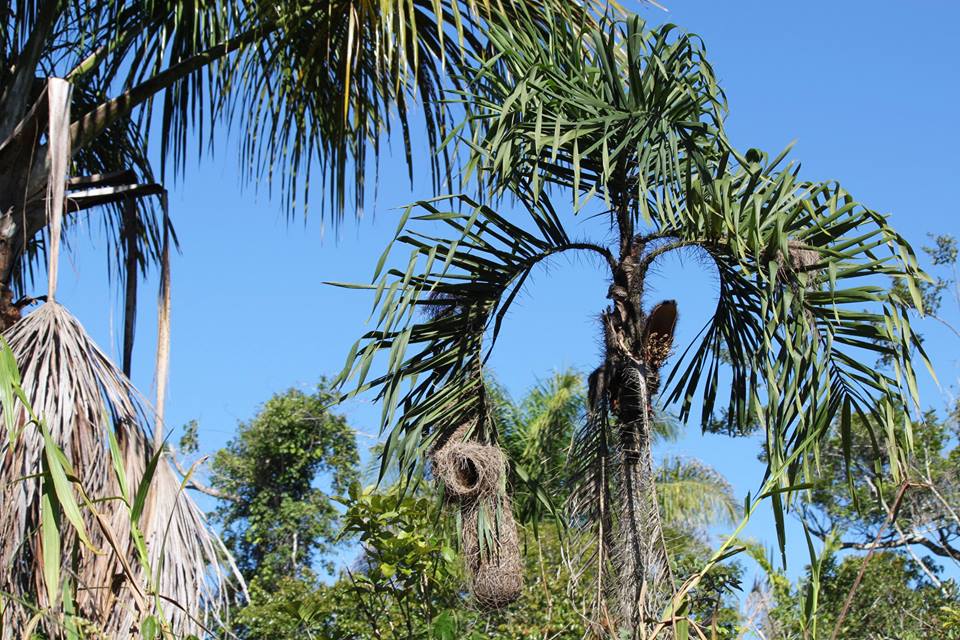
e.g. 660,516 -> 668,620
208,382 -> 360,586
337,13 -> 928,638
801,410 -> 960,575
757,549 -> 960,640
223,371 -> 744,638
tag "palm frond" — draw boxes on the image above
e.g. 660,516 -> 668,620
335,193 -> 613,477
514,370 -> 584,463
0,303 -> 238,636
655,456 -> 738,532
658,152 -> 928,500
459,13 -> 725,221
338,13 -> 930,633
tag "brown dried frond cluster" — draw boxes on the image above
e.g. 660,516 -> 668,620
432,423 -> 523,608
0,302 -> 237,637
787,240 -> 820,271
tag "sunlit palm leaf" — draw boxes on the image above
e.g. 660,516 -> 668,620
656,457 -> 738,531
459,13 -> 724,221
658,152 -> 928,496
334,193 -> 613,476
494,371 -> 584,525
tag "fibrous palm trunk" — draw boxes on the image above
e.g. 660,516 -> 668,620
612,367 -> 674,635
598,232 -> 679,639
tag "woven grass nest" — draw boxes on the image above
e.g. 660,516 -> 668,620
432,424 -> 523,609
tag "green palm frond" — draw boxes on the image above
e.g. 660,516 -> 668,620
493,370 -> 585,525
455,11 -> 928,491
334,193 -> 612,477
1,0 -> 619,290
659,150 -> 929,491
459,13 -> 725,221
656,456 -> 738,532
512,370 -> 584,461
337,13 -> 930,632
341,11 -> 927,524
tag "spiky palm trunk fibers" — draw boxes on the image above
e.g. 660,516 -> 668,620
614,369 -> 673,635
593,231 -> 679,639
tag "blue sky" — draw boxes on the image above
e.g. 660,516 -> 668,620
50,0 -> 960,592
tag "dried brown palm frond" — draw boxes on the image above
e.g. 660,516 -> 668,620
0,301 -> 237,637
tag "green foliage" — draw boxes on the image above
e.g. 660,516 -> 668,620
234,576 -> 367,640
210,381 -> 359,585
338,484 -> 463,638
656,458 -> 738,532
337,23 -> 929,619
802,409 -> 960,559
882,233 -> 958,356
213,369 -> 750,639
493,372 -> 585,524
340,484 -> 458,601
177,419 -> 200,456
764,552 -> 960,640
669,529 -> 744,637
336,483 -> 592,639
330,486 -> 745,639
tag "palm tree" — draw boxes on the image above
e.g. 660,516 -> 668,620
494,370 -> 737,534
337,13 -> 928,639
0,0 -> 613,635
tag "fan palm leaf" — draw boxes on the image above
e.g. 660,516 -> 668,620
0,303 -> 235,637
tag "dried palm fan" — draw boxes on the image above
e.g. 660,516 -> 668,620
432,424 -> 523,608
0,78 -> 237,638
0,304 -> 236,636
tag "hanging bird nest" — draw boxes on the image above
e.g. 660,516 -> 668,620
460,492 -> 524,609
432,423 -> 523,609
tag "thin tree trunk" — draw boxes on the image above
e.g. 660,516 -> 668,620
615,369 -> 674,637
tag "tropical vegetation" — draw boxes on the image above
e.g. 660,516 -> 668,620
0,1 -> 952,639
337,11 -> 928,638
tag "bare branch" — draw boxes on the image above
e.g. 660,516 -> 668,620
169,450 -> 236,502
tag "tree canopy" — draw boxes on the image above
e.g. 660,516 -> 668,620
337,14 -> 929,637
209,382 -> 359,584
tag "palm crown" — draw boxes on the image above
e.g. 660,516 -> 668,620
337,13 -> 929,638
0,0 -> 616,634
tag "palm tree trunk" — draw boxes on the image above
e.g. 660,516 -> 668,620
603,232 -> 678,638
615,366 -> 674,638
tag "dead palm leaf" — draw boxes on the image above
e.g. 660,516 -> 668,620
0,301 -> 238,637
